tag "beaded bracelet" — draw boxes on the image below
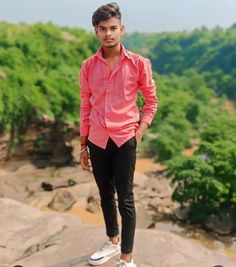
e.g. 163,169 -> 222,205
80,146 -> 88,154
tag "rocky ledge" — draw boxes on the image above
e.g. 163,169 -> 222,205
0,198 -> 235,267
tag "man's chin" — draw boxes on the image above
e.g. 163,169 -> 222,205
103,44 -> 114,48
103,43 -> 119,48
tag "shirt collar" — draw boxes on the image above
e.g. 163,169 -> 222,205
95,43 -> 135,64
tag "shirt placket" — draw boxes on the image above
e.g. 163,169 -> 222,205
104,68 -> 113,130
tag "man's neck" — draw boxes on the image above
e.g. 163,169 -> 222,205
102,43 -> 121,59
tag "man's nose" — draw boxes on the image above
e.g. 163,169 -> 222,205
106,30 -> 111,36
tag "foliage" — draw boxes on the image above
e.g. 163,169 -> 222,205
124,26 -> 236,220
168,115 -> 236,222
0,21 -> 96,133
123,25 -> 236,99
1,21 -> 236,222
146,69 -> 215,161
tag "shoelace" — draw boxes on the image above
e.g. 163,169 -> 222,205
99,242 -> 111,251
116,260 -> 126,267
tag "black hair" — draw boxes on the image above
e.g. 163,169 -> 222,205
92,2 -> 121,27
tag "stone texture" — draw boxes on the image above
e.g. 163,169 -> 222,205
0,121 -> 77,165
0,198 -> 235,267
204,209 -> 236,235
48,190 -> 76,211
0,198 -> 78,265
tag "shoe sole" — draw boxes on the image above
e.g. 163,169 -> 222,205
88,249 -> 120,266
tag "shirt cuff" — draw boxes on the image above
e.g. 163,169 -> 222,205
79,126 -> 89,137
141,116 -> 153,127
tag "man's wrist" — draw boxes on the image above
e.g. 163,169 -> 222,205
80,146 -> 88,154
80,142 -> 87,146
80,137 -> 88,146
140,121 -> 149,130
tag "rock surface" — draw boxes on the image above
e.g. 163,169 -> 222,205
48,190 -> 76,211
0,198 -> 236,267
204,208 -> 236,235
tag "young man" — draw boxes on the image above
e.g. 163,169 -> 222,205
79,2 -> 158,267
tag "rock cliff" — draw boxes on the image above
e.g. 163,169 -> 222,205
0,198 -> 235,267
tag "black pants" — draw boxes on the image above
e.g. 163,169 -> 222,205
88,137 -> 137,254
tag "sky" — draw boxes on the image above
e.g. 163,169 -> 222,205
0,0 -> 236,33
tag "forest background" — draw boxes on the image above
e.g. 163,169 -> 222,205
0,17 -> 236,223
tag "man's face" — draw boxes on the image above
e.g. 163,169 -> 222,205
95,17 -> 124,48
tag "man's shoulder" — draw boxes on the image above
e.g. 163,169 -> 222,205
81,54 -> 97,67
125,48 -> 151,65
82,55 -> 96,64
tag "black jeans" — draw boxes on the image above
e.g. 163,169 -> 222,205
88,137 -> 137,254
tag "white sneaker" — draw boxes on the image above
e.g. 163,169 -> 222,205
115,258 -> 137,267
89,241 -> 121,265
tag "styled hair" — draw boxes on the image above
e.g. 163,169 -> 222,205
92,2 -> 121,27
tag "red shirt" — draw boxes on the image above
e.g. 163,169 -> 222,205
79,44 -> 158,149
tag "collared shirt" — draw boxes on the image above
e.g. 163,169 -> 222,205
79,44 -> 158,149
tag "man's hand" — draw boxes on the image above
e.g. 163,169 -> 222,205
80,147 -> 91,171
135,121 -> 149,145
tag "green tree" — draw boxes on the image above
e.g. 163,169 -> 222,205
168,115 -> 236,222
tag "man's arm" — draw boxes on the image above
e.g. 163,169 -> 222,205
79,62 -> 91,170
136,58 -> 158,143
135,121 -> 149,145
80,136 -> 90,170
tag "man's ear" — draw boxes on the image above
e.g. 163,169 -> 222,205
120,25 -> 125,36
94,26 -> 98,36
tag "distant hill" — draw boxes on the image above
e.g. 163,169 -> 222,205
123,23 -> 236,99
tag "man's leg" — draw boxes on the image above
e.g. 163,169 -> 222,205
112,137 -> 137,261
87,140 -> 121,265
88,140 -> 119,238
